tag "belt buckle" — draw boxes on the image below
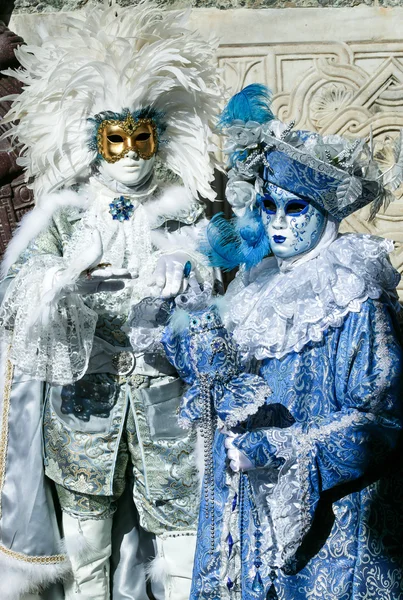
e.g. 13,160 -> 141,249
112,351 -> 136,376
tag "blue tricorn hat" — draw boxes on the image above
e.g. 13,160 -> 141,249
260,136 -> 383,222
220,84 -> 395,222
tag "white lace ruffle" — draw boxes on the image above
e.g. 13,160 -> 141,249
0,254 -> 98,385
223,233 -> 400,361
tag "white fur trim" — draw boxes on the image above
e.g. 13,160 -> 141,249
146,185 -> 200,229
0,549 -> 70,600
1,188 -> 88,278
145,555 -> 170,585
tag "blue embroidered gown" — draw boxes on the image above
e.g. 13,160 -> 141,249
186,234 -> 403,600
189,296 -> 403,599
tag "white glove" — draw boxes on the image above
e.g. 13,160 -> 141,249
148,251 -> 193,298
224,431 -> 254,472
72,267 -> 131,296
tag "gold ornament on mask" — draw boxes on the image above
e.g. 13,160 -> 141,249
97,113 -> 158,163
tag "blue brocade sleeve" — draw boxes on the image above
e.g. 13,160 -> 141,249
233,298 -> 403,571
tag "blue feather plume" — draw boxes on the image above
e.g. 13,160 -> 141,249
199,210 -> 270,271
218,84 -> 274,128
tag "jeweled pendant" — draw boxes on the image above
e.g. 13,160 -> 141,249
109,195 -> 135,221
252,570 -> 264,594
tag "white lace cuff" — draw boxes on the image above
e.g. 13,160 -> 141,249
0,254 -> 98,385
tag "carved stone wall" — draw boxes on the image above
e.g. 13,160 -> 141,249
10,6 -> 403,295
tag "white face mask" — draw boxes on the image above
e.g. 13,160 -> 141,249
259,182 -> 326,259
98,151 -> 155,187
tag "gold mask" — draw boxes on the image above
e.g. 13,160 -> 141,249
97,113 -> 158,163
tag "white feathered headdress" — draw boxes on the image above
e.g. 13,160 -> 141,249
3,2 -> 220,201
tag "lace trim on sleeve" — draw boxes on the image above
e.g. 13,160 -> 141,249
0,254 -> 97,385
248,411 -> 374,574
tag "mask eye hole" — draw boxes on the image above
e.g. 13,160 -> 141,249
261,197 -> 276,214
136,132 -> 151,142
285,200 -> 309,216
107,134 -> 124,143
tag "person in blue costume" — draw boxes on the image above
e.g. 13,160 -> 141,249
187,85 -> 403,599
126,277 -> 279,597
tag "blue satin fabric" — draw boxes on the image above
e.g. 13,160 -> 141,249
190,297 -> 403,599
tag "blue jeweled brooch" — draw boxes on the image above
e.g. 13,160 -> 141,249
109,196 -> 135,221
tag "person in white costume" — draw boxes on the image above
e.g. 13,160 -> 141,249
0,4 -> 220,599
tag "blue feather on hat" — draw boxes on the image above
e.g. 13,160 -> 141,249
218,84 -> 274,128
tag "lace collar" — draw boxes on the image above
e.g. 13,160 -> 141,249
222,233 -> 400,361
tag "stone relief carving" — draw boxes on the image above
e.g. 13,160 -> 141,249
219,39 -> 403,298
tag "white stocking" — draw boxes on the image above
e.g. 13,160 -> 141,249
62,513 -> 113,600
152,533 -> 196,600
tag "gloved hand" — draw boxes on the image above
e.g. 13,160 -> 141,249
72,267 -> 131,296
224,431 -> 255,472
42,265 -> 131,298
148,251 -> 193,298
42,225 -> 131,298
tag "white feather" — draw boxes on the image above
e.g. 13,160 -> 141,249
63,524 -> 101,561
147,185 -> 196,228
145,555 -> 170,584
168,308 -> 190,334
212,294 -> 228,316
3,2 -> 220,202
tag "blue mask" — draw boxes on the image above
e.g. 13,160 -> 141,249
258,182 -> 326,259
